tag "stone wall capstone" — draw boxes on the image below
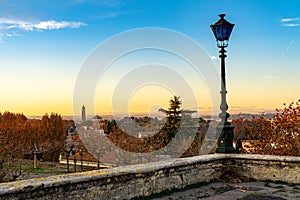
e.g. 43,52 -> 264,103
0,154 -> 299,199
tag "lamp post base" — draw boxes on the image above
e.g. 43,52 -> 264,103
216,124 -> 236,153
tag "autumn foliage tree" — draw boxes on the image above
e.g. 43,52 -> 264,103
232,100 -> 300,156
0,112 -> 72,163
0,112 -> 27,161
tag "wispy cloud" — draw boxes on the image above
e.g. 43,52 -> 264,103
96,9 -> 142,20
282,23 -> 300,27
0,18 -> 85,41
281,17 -> 300,27
97,12 -> 123,19
101,0 -> 122,7
210,56 -> 217,60
72,0 -> 122,7
281,18 -> 300,22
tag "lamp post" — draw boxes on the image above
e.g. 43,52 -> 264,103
210,14 -> 236,153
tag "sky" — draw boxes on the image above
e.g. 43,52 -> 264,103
0,0 -> 299,117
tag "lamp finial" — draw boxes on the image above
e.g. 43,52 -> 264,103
219,14 -> 226,19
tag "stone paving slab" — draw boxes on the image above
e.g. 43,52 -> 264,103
153,181 -> 300,200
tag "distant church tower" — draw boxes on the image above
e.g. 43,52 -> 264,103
82,105 -> 86,122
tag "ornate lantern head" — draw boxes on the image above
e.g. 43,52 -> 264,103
210,14 -> 235,47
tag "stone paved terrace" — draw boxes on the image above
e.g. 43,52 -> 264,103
0,154 -> 299,199
153,180 -> 300,200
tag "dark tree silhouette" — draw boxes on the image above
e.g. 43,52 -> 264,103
159,95 -> 182,139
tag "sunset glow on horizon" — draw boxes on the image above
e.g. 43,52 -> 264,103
1,1 -> 299,117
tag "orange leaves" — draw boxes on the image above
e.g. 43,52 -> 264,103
0,112 -> 73,162
0,112 -> 28,159
232,100 -> 300,156
107,125 -> 169,154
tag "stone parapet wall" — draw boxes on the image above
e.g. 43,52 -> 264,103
0,154 -> 299,199
0,155 -> 226,200
230,154 -> 300,184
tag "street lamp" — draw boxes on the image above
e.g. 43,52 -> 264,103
210,14 -> 236,153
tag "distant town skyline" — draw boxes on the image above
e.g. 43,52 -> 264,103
0,0 -> 299,116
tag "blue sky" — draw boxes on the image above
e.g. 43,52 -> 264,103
0,0 -> 299,116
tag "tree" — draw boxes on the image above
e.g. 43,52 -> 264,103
271,101 -> 300,156
0,112 -> 27,161
159,95 -> 182,139
0,112 -> 28,182
232,100 -> 300,156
